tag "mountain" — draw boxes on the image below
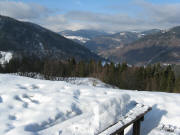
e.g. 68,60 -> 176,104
84,30 -> 161,58
0,15 -> 102,61
108,26 -> 180,65
60,29 -> 109,44
141,29 -> 161,36
85,32 -> 140,56
60,30 -> 161,59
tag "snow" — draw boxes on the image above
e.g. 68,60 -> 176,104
0,51 -> 13,64
120,32 -> 125,36
12,73 -> 116,88
62,77 -> 116,88
112,38 -> 121,42
116,45 -> 124,49
0,74 -> 129,135
0,74 -> 180,135
39,42 -> 44,50
63,35 -> 90,43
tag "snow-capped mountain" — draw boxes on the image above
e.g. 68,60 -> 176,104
0,15 -> 102,61
62,35 -> 90,44
60,29 -> 109,44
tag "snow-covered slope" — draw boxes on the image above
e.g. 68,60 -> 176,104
0,74 -> 130,135
0,74 -> 180,135
63,35 -> 90,43
0,51 -> 13,64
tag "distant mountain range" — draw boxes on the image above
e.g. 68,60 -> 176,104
109,27 -> 180,65
60,28 -> 180,65
1,15 -> 180,65
85,30 -> 162,57
60,29 -> 165,64
0,15 -> 103,62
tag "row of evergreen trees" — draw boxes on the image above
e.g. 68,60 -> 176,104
0,57 -> 179,93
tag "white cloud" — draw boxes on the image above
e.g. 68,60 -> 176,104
0,1 -> 50,20
1,0 -> 180,32
135,0 -> 180,27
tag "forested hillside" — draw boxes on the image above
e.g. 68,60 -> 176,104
1,58 -> 179,93
0,15 -> 102,61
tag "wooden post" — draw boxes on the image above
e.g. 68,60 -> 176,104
118,130 -> 124,135
133,119 -> 141,135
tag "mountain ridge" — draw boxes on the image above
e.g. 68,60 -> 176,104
60,29 -> 161,60
0,15 -> 103,61
108,26 -> 180,65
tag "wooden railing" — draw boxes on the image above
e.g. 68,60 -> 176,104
99,105 -> 152,135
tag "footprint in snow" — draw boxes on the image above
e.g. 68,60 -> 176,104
71,103 -> 82,115
73,90 -> 80,100
0,96 -> 2,103
22,94 -> 40,104
14,95 -> 23,101
59,130 -> 62,135
30,84 -> 39,89
13,95 -> 29,108
8,115 -> 16,120
5,124 -> 14,132
23,102 -> 29,108
16,84 -> 28,90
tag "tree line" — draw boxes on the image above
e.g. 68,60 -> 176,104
0,57 -> 180,93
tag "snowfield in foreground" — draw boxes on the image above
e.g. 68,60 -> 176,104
0,74 -> 180,135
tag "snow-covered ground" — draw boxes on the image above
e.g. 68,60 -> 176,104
0,51 -> 13,64
63,35 -> 90,43
0,74 -> 180,135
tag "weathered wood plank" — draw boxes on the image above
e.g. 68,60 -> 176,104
99,105 -> 152,135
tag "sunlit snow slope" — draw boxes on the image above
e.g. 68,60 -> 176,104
0,74 -> 180,135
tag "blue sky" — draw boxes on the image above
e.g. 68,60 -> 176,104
1,0 -> 180,32
12,0 -> 180,11
12,0 -> 180,14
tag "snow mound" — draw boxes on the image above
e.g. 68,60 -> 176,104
1,74 -> 180,135
0,74 -> 130,135
0,51 -> 13,64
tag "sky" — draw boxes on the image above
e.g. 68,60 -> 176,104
1,0 -> 180,32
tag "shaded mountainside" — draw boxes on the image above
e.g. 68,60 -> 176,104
108,27 -> 180,65
0,15 -> 102,61
85,30 -> 161,58
85,32 -> 141,57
